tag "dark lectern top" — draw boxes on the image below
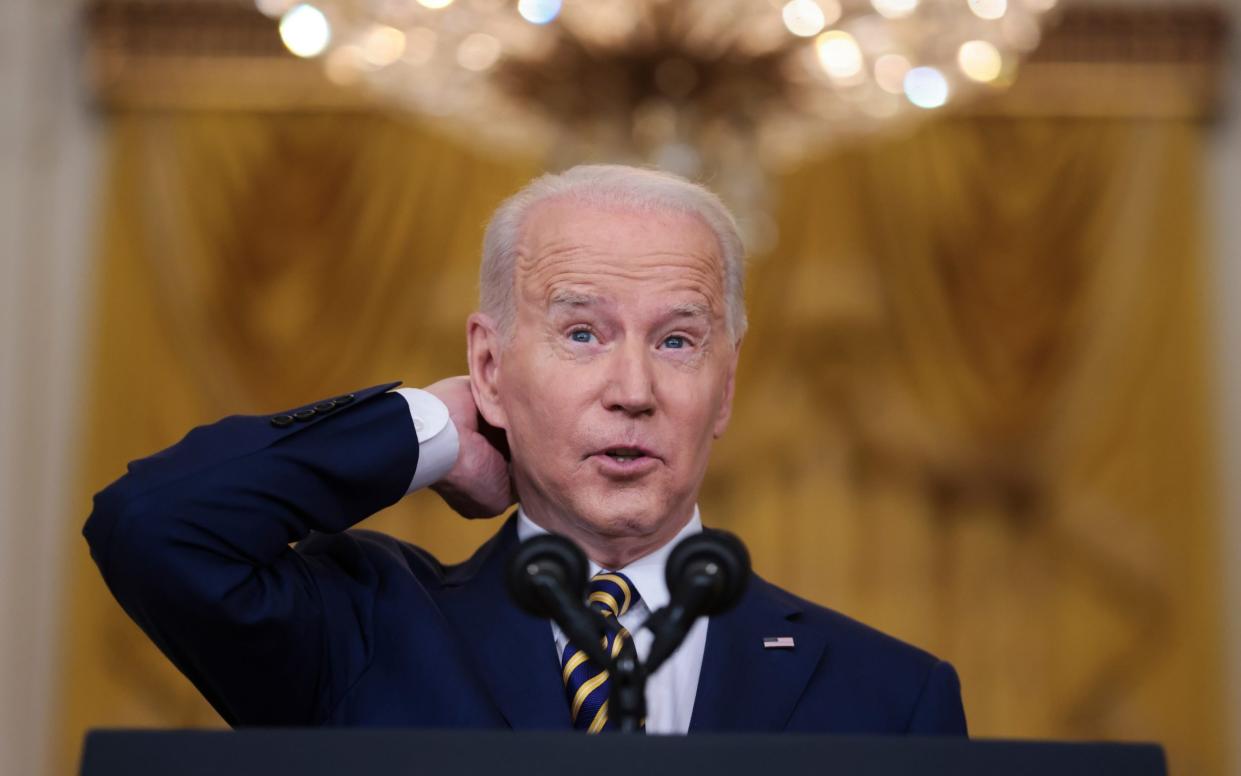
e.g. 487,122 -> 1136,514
80,729 -> 1166,776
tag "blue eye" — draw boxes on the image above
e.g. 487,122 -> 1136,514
569,330 -> 595,343
663,335 -> 687,349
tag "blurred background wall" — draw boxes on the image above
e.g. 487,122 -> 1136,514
1,1 -> 1238,775
1212,24 -> 1241,776
1213,18 -> 1241,776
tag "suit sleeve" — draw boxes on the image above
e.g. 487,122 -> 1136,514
82,384 -> 420,726
905,660 -> 969,736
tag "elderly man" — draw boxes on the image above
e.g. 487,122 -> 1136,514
85,165 -> 966,735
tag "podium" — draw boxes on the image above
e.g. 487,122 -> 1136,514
79,729 -> 1167,776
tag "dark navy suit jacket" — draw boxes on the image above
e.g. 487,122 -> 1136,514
84,382 -> 967,734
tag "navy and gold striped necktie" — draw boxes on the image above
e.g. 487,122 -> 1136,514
560,571 -> 642,733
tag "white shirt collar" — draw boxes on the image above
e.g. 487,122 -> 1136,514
515,505 -> 703,613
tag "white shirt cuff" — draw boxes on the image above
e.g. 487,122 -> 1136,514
394,387 -> 460,493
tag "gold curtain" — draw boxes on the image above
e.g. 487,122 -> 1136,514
61,112 -> 1226,775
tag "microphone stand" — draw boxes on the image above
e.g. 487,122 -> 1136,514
509,531 -> 748,734
605,620 -> 646,733
516,560 -> 646,731
612,582 -> 716,731
642,572 -> 716,676
536,588 -> 647,732
528,573 -> 615,669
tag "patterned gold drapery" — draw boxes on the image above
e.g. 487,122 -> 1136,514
61,112 -> 1227,775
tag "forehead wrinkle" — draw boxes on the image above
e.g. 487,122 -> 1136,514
517,226 -> 722,276
514,207 -> 728,318
525,257 -> 723,295
523,245 -> 720,277
533,271 -> 723,321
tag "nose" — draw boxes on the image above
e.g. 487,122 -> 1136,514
601,338 -> 656,417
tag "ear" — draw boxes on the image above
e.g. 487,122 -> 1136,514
712,338 -> 742,438
467,312 -> 509,430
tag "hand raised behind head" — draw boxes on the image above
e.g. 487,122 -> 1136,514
423,376 -> 515,519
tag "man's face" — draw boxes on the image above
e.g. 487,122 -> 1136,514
472,199 -> 740,564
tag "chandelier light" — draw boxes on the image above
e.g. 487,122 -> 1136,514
260,0 -> 1054,243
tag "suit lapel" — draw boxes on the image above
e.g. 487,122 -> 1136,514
437,515 -> 571,730
689,575 -> 828,732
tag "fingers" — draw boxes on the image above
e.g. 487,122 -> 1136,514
424,375 -> 515,519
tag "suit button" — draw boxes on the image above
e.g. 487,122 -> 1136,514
314,401 -> 336,412
333,394 -> 355,405
271,414 -> 295,428
293,409 -> 317,422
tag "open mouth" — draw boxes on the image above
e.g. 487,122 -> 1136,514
588,445 -> 660,473
603,447 -> 647,462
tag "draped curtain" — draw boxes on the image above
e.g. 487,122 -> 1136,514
60,112 -> 1227,775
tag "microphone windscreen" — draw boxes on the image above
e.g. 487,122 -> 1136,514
665,531 -> 750,615
506,534 -> 588,617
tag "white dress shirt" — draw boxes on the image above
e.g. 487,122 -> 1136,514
394,387 -> 707,734
394,387 -> 459,491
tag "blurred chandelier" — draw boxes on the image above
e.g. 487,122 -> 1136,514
264,0 -> 1053,239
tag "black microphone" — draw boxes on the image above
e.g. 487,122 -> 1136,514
506,534 -> 613,669
644,531 -> 750,674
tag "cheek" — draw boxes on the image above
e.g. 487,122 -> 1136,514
501,354 -> 593,448
665,372 -> 731,445
661,390 -> 708,441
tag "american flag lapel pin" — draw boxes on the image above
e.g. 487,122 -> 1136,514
763,636 -> 795,649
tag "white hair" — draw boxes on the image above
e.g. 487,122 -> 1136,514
479,164 -> 748,339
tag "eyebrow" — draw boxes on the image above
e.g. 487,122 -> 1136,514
668,301 -> 710,319
548,290 -> 599,308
